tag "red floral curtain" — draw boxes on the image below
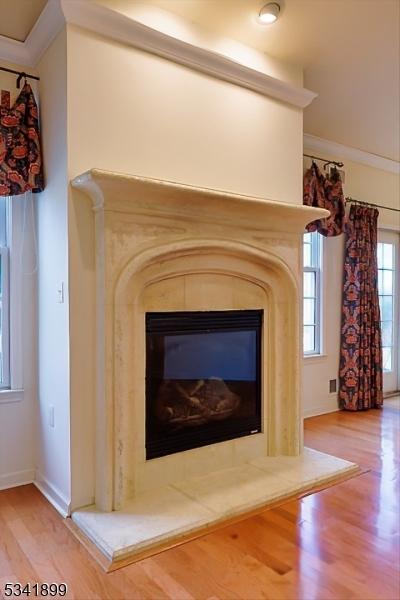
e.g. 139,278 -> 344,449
0,82 -> 44,196
339,204 -> 383,410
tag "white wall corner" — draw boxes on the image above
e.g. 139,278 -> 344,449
34,471 -> 71,517
303,133 -> 400,174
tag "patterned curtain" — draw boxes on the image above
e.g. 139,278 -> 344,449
339,204 -> 383,410
0,82 -> 44,196
303,161 -> 345,236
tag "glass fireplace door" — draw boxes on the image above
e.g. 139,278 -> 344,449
146,310 -> 262,459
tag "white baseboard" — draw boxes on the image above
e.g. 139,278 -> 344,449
303,397 -> 340,418
0,468 -> 35,491
384,390 -> 400,399
34,471 -> 71,517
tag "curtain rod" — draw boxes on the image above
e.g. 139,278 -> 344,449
0,66 -> 40,88
346,197 -> 400,213
303,153 -> 344,168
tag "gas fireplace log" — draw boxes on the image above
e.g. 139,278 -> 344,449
155,378 -> 241,426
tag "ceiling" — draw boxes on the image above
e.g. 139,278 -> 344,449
136,0 -> 400,162
0,0 -> 47,42
1,0 -> 399,162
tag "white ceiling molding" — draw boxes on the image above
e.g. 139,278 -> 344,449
24,0 -> 65,66
304,133 -> 400,174
0,35 -> 30,67
60,0 -> 316,108
0,0 -> 316,109
0,0 -> 64,67
65,1 -> 317,108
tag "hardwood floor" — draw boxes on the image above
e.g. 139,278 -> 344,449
0,398 -> 399,600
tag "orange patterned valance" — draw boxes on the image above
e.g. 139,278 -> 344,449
0,82 -> 44,196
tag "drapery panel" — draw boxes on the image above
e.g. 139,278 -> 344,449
339,204 -> 383,410
0,82 -> 44,196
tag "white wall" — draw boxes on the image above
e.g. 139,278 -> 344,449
0,62 -> 38,490
67,26 -> 303,203
36,29 -> 71,515
68,187 -> 95,509
303,153 -> 400,417
66,24 -> 304,509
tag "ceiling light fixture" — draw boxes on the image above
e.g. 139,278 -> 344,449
258,2 -> 281,24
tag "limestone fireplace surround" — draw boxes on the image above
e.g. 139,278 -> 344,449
70,169 -> 357,568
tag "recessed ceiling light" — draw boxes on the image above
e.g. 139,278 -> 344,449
258,2 -> 281,24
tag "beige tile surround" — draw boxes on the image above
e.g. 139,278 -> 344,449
71,169 -> 331,553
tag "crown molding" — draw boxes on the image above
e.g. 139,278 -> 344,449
0,0 -> 316,109
0,35 -> 30,67
0,0 -> 64,67
24,0 -> 65,66
60,1 -> 316,108
304,133 -> 400,174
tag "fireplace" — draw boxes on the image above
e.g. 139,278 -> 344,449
146,310 -> 262,459
69,170 -> 354,567
71,169 -> 328,512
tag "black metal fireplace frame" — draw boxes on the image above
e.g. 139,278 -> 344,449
145,309 -> 263,460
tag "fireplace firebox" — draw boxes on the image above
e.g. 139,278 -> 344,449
146,310 -> 262,459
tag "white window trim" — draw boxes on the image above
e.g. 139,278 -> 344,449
8,198 -> 24,392
0,389 -> 23,403
319,233 -> 326,357
0,246 -> 10,389
303,264 -> 321,356
378,253 -> 395,372
303,232 -> 324,357
303,353 -> 328,362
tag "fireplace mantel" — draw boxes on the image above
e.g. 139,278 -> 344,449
68,169 -> 358,569
72,168 -> 328,233
72,169 -> 328,513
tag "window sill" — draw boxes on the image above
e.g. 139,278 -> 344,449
303,353 -> 327,363
0,389 -> 24,404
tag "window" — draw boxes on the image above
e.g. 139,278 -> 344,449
303,232 -> 322,354
0,197 -> 10,388
378,242 -> 395,372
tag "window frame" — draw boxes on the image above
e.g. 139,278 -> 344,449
303,232 -> 323,356
0,195 -> 11,390
0,245 -> 10,389
377,241 -> 395,373
0,197 -> 25,400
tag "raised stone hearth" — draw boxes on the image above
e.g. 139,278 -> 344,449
70,169 -> 357,567
73,448 -> 357,569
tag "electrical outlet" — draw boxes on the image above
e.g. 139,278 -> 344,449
49,405 -> 55,428
329,379 -> 337,393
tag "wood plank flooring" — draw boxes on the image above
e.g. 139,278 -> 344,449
0,398 -> 399,600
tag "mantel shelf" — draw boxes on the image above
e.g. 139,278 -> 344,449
71,168 -> 328,234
